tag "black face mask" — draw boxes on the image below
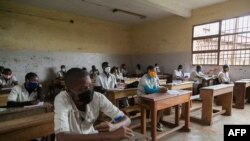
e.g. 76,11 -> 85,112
78,90 -> 94,105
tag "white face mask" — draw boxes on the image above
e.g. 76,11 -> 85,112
104,67 -> 111,73
62,68 -> 66,72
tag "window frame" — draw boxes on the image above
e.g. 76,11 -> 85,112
191,14 -> 250,66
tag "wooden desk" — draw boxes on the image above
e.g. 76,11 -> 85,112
202,77 -> 216,87
124,77 -> 140,84
192,84 -> 234,125
0,87 -> 12,94
233,79 -> 250,109
106,88 -> 137,106
0,112 -> 54,141
140,90 -> 191,141
0,102 -> 53,121
0,94 -> 8,107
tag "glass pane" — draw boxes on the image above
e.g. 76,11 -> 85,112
222,15 -> 250,34
221,33 -> 250,50
193,53 -> 218,65
221,18 -> 237,35
193,38 -> 218,51
237,15 -> 250,32
219,50 -> 250,65
193,22 -> 219,37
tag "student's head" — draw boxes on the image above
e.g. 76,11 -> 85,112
92,65 -> 96,70
61,65 -> 66,72
196,65 -> 202,72
102,62 -> 111,73
137,64 -> 141,69
121,64 -> 126,69
65,68 -> 93,106
155,64 -> 158,66
25,72 -> 39,91
178,65 -> 183,71
82,67 -> 87,71
110,66 -> 117,74
147,65 -> 156,78
223,64 -> 229,72
2,68 -> 12,80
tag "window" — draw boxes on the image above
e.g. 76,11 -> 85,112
192,15 -> 250,65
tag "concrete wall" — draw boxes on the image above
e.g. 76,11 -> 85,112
0,1 -> 132,85
131,0 -> 250,81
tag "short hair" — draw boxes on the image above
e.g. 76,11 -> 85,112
196,65 -> 202,70
2,68 -> 12,75
223,64 -> 229,69
147,65 -> 155,71
61,65 -> 65,69
155,64 -> 158,66
64,68 -> 89,88
25,72 -> 38,81
178,65 -> 183,69
102,62 -> 109,68
111,66 -> 116,74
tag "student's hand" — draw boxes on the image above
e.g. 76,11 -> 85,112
31,100 -> 39,105
159,87 -> 168,93
108,126 -> 134,141
95,121 -> 115,132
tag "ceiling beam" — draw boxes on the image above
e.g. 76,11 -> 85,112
144,0 -> 191,18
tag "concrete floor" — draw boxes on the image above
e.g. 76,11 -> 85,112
133,101 -> 250,141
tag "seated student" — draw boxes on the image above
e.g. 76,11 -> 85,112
7,72 -> 44,107
155,63 -> 161,74
96,62 -> 117,89
111,66 -> 124,83
57,65 -> 67,79
0,68 -> 18,88
120,64 -> 128,77
218,64 -> 232,84
89,65 -> 100,80
189,65 -> 206,95
135,64 -> 144,77
54,68 -> 133,141
137,65 -> 168,132
173,65 -> 185,81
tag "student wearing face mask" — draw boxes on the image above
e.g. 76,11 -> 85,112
95,62 -> 117,89
57,65 -> 67,79
7,72 -> 44,107
173,65 -> 185,81
0,68 -> 18,88
218,64 -> 232,84
190,65 -> 206,95
137,65 -> 168,132
54,68 -> 133,141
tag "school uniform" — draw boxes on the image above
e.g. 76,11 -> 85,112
95,73 -> 117,89
173,70 -> 183,80
137,74 -> 160,96
8,85 -> 38,102
218,71 -> 230,83
0,75 -> 18,87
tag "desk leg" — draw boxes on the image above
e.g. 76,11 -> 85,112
175,105 -> 180,126
233,83 -> 245,109
183,102 -> 190,131
201,93 -> 213,125
141,106 -> 146,134
221,92 -> 232,116
151,104 -> 157,141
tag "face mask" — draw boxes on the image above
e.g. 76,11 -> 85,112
26,82 -> 39,90
4,75 -> 11,80
148,71 -> 156,78
224,68 -> 229,72
104,67 -> 111,73
196,68 -> 201,72
78,90 -> 94,105
62,68 -> 66,72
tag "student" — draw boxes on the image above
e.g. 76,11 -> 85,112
218,64 -> 232,84
111,66 -> 124,82
190,65 -> 205,95
137,65 -> 168,132
57,65 -> 67,79
155,64 -> 161,74
7,72 -> 44,107
120,64 -> 128,77
0,68 -> 18,88
89,65 -> 99,79
95,62 -> 117,89
173,65 -> 185,81
54,68 -> 133,141
135,64 -> 143,77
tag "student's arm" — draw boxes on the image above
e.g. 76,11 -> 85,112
12,75 -> 18,86
7,86 -> 33,107
218,73 -> 229,84
56,127 -> 133,141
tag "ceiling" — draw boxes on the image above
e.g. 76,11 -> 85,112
9,0 -> 227,25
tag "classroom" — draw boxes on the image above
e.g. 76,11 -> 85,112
0,0 -> 250,141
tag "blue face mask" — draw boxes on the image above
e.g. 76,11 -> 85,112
26,82 -> 39,90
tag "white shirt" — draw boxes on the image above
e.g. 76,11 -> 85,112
135,69 -> 143,75
137,74 -> 160,96
8,85 -> 38,102
189,70 -> 205,84
155,66 -> 160,73
95,73 -> 117,89
0,75 -> 18,87
54,91 -> 124,134
173,70 -> 183,80
218,71 -> 230,83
